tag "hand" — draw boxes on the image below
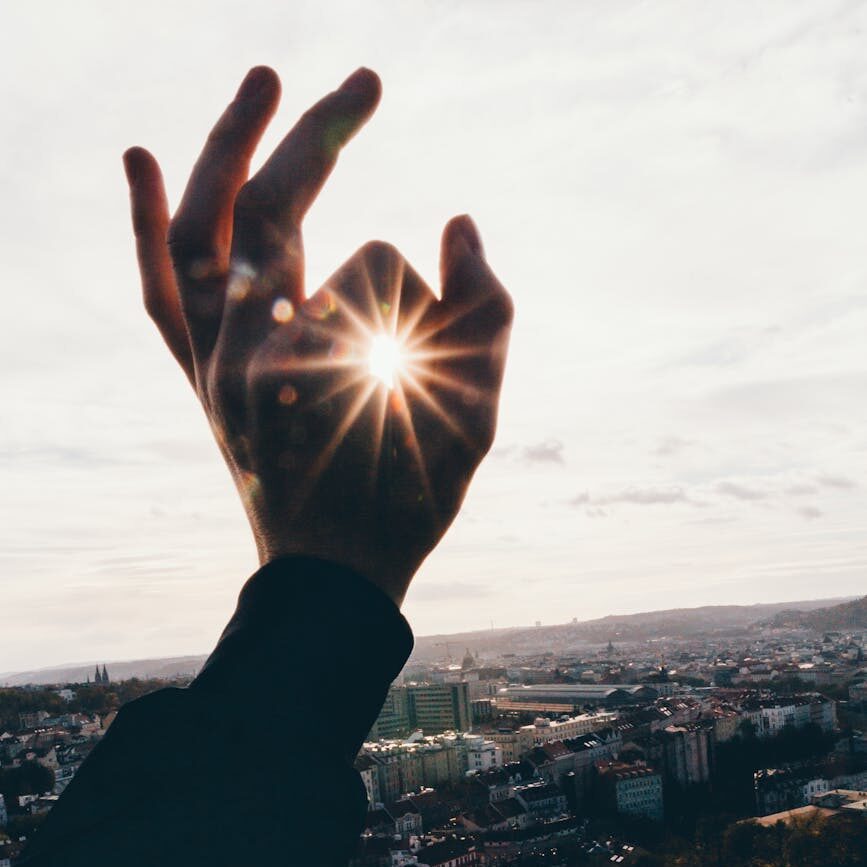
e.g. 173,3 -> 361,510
122,66 -> 513,606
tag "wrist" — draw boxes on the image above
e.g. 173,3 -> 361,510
256,537 -> 416,609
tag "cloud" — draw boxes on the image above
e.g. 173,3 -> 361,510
522,439 -> 565,464
785,484 -> 818,497
652,436 -> 695,457
716,481 -> 768,501
0,445 -> 125,468
796,506 -> 823,520
817,474 -> 857,490
409,582 -> 493,601
602,487 -> 692,506
706,373 -> 867,419
572,487 -> 694,508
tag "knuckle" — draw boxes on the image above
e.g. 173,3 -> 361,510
142,290 -> 163,323
167,221 -> 223,285
480,286 -> 514,326
360,239 -> 400,259
496,289 -> 515,325
234,180 -> 275,216
165,218 -> 190,252
300,103 -> 330,133
359,239 -> 402,273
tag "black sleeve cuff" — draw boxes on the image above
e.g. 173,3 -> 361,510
190,555 -> 414,759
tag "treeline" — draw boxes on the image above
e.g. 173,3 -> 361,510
0,761 -> 54,803
632,813 -> 867,867
652,722 -> 840,836
598,723 -> 857,866
0,678 -> 189,730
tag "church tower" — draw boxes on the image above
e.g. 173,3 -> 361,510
102,665 -> 109,685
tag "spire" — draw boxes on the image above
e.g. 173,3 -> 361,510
94,665 -> 102,685
102,664 -> 109,685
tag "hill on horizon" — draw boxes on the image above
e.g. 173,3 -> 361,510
0,655 -> 207,688
1,595 -> 857,685
409,595 -> 858,662
764,596 -> 867,632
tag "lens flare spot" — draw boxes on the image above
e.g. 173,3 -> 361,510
309,290 -> 337,320
368,334 -> 404,389
238,470 -> 261,507
227,260 -> 256,301
278,383 -> 298,406
189,258 -> 219,281
272,297 -> 294,323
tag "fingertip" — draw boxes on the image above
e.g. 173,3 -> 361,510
443,214 -> 484,257
440,216 -> 470,294
122,146 -> 152,186
442,214 -> 485,265
341,66 -> 382,109
238,65 -> 281,103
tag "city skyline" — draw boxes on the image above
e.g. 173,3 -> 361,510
2,1 -> 867,671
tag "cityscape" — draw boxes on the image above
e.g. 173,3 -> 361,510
3,594 -> 867,866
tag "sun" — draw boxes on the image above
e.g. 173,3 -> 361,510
367,333 -> 405,389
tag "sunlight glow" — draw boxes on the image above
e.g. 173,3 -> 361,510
280,261 -> 490,520
368,334 -> 405,389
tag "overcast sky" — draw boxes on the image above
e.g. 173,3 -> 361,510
2,0 -> 866,673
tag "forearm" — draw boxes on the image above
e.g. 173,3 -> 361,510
20,557 -> 413,866
191,555 -> 414,759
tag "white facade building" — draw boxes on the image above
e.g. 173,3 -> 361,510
466,736 -> 501,772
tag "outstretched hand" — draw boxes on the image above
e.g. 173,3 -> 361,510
123,66 -> 512,605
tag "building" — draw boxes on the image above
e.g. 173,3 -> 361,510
710,708 -> 740,743
755,768 -> 867,816
755,768 -> 831,816
354,754 -> 381,808
485,712 -> 617,763
741,790 -> 867,829
657,723 -> 714,786
18,711 -> 49,730
496,684 -> 658,711
362,733 -> 494,798
472,762 -> 539,803
465,736 -> 501,772
470,699 -> 493,725
486,727 -> 532,764
389,799 -> 424,836
514,781 -> 568,819
522,713 -> 620,745
408,683 -> 471,734
742,695 -> 837,738
597,760 -> 664,822
369,684 -> 411,740
849,682 -> 867,706
416,837 -> 480,867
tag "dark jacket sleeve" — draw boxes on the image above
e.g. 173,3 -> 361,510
19,557 -> 413,867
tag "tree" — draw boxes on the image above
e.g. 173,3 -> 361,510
0,761 -> 55,802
